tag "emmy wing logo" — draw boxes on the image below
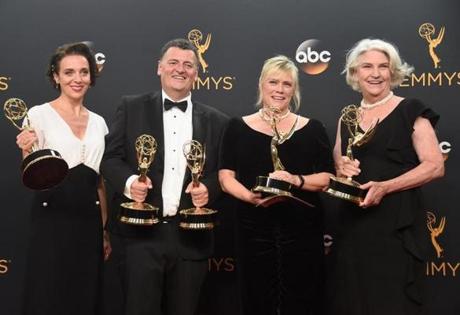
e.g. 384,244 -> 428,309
401,23 -> 456,87
426,211 -> 446,258
187,28 -> 235,91
188,29 -> 211,73
418,23 -> 445,69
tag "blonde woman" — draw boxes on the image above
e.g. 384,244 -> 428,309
219,55 -> 333,314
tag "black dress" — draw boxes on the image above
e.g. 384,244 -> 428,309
22,165 -> 103,315
329,99 -> 438,315
21,104 -> 107,315
220,117 -> 334,315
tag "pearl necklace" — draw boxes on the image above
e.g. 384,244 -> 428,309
259,108 -> 290,123
360,91 -> 394,110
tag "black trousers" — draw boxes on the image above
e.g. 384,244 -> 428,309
120,222 -> 208,315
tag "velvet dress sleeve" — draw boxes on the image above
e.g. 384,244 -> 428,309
311,119 -> 335,174
218,117 -> 242,171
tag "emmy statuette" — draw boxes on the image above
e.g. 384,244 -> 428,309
119,134 -> 159,225
252,107 -> 297,197
326,105 -> 378,204
418,23 -> 445,69
3,98 -> 68,190
179,140 -> 217,230
188,29 -> 211,73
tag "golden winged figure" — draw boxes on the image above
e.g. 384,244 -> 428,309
419,23 -> 445,69
427,211 -> 446,258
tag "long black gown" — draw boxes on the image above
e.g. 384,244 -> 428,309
21,103 -> 106,315
328,99 -> 438,315
22,165 -> 103,315
220,117 -> 334,315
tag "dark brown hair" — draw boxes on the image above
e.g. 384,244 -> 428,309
159,38 -> 199,65
46,42 -> 98,89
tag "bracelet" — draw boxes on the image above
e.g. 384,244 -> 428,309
297,175 -> 305,189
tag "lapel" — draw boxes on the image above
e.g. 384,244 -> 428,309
144,92 -> 165,173
183,100 -> 208,186
192,100 -> 207,147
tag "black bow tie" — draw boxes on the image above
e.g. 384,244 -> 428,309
164,99 -> 188,112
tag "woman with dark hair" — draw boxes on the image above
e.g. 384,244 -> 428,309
16,42 -> 110,315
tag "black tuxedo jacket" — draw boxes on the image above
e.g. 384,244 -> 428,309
101,91 -> 228,259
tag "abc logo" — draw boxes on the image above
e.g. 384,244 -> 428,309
439,141 -> 451,161
295,39 -> 331,75
324,234 -> 333,247
324,234 -> 333,255
95,52 -> 106,72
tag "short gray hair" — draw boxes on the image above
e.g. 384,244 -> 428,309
343,38 -> 413,91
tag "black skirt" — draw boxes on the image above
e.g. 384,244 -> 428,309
22,164 -> 103,315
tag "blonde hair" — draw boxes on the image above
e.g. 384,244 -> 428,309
343,38 -> 414,91
256,55 -> 301,112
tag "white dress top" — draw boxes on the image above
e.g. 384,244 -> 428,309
27,103 -> 108,174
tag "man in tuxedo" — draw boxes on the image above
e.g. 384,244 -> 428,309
101,38 -> 228,315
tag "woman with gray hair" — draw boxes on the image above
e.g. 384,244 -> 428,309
329,38 -> 444,314
219,55 -> 334,314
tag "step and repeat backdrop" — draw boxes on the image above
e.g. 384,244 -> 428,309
1,0 -> 459,314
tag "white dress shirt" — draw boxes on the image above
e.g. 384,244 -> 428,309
124,91 -> 193,216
